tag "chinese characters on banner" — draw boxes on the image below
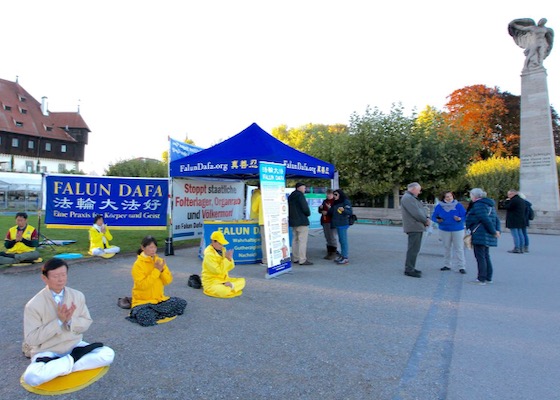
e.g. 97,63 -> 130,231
260,161 -> 292,279
44,175 -> 168,228
172,179 -> 245,240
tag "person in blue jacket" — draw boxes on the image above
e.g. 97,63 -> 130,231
465,188 -> 501,285
327,189 -> 353,265
431,191 -> 467,274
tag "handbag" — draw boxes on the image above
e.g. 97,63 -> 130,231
463,233 -> 473,249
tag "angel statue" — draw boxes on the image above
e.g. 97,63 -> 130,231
508,18 -> 554,71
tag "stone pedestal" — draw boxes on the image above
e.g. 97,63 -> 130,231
519,67 -> 560,212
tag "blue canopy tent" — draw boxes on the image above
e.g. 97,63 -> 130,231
169,123 -> 336,180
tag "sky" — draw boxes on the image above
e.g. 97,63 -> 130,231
2,1 -> 559,175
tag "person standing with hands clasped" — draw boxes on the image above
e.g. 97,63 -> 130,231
318,189 -> 338,260
431,191 -> 467,274
401,182 -> 431,278
327,189 -> 352,265
503,189 -> 526,254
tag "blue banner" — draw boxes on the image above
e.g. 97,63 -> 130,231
260,161 -> 292,279
169,138 -> 204,163
44,175 -> 168,229
202,221 -> 261,264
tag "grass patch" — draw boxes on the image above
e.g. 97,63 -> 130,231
0,214 -> 199,263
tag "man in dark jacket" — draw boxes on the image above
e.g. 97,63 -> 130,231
504,189 -> 526,253
288,182 -> 313,265
401,182 -> 431,278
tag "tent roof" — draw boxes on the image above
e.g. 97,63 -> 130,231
169,123 -> 335,180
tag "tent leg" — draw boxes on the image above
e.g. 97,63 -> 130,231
165,237 -> 174,256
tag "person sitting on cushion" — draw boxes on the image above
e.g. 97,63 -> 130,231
0,212 -> 40,266
126,236 -> 187,326
201,230 -> 245,298
88,215 -> 120,257
22,258 -> 115,387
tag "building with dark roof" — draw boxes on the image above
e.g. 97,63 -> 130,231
0,77 -> 90,173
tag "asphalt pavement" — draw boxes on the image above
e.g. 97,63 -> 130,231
1,224 -> 559,400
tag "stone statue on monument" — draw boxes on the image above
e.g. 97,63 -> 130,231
508,18 -> 554,71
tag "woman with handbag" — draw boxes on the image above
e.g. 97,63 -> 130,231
465,188 -> 501,285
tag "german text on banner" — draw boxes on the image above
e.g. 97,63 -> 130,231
172,178 -> 245,240
259,161 -> 291,279
44,175 -> 168,229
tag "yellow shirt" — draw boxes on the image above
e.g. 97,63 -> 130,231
250,189 -> 264,225
130,253 -> 173,308
7,224 -> 37,254
88,226 -> 114,254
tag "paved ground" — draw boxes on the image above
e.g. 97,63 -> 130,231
1,225 -> 559,400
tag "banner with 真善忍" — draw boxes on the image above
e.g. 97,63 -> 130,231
44,175 -> 168,229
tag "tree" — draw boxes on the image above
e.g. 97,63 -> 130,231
444,85 -> 508,159
105,158 -> 167,177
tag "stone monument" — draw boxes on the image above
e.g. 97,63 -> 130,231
509,18 -> 560,232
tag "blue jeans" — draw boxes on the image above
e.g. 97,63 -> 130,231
521,227 -> 529,247
510,228 -> 525,249
473,244 -> 493,282
336,226 -> 349,258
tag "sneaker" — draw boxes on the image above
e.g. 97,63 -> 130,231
440,266 -> 451,271
334,256 -> 344,262
469,279 -> 486,285
299,260 -> 314,266
404,270 -> 422,278
414,269 -> 422,274
486,279 -> 493,284
459,269 -> 466,274
336,258 -> 349,265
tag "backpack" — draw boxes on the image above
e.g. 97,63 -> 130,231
188,274 -> 202,289
526,202 -> 535,221
349,214 -> 358,226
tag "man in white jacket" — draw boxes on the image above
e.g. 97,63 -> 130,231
22,258 -> 114,386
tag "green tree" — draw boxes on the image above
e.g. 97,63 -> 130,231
105,158 -> 167,177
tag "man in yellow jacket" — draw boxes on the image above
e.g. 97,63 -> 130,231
0,212 -> 40,265
201,231 -> 245,298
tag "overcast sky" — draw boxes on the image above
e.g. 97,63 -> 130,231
2,1 -> 558,174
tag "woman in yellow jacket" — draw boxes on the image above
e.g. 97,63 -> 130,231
201,230 -> 245,298
126,236 -> 187,326
88,215 -> 120,258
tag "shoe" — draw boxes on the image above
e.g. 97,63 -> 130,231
336,258 -> 349,265
414,269 -> 422,274
459,269 -> 466,274
334,256 -> 344,262
507,248 -> 523,254
523,247 -> 529,253
292,260 -> 299,264
486,280 -> 493,284
440,266 -> 451,271
404,270 -> 422,278
260,263 -> 267,267
469,279 -> 486,285
299,260 -> 314,266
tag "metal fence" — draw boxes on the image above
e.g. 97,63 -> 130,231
0,184 -> 40,212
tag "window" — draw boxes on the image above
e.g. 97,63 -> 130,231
28,140 -> 34,149
25,161 -> 33,173
58,163 -> 66,173
45,125 -> 53,132
45,142 -> 51,151
19,107 -> 27,114
61,144 -> 67,153
3,104 -> 11,111
15,121 -> 23,127
18,95 -> 27,102
12,138 -> 19,147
